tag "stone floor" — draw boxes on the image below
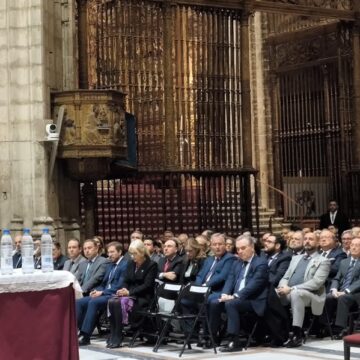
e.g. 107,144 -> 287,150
79,336 -> 359,360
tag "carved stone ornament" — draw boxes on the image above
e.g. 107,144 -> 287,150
263,0 -> 352,10
51,90 -> 127,179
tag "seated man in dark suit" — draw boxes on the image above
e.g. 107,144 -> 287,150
261,234 -> 292,346
262,234 -> 291,288
77,241 -> 128,346
52,241 -> 68,270
78,239 -> 108,296
12,233 -> 22,268
325,237 -> 360,338
157,238 -> 183,283
319,229 -> 347,290
195,233 -> 236,301
319,200 -> 350,237
181,233 -> 235,346
207,235 -> 268,352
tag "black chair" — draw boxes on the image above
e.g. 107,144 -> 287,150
129,282 -> 182,347
303,306 -> 334,343
152,284 -> 217,357
96,309 -> 110,335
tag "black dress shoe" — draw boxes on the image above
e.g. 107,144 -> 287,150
334,329 -> 348,340
107,343 -> 122,349
202,340 -> 213,349
219,341 -> 243,352
284,335 -> 303,348
78,335 -> 90,346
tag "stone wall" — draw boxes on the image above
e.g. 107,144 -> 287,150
0,0 -> 79,246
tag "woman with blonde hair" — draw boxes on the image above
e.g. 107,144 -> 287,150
107,239 -> 157,348
180,237 -> 206,285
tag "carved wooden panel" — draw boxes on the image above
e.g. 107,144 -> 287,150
52,90 -> 127,159
261,0 -> 353,10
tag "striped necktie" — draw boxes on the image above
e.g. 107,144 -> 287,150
341,259 -> 356,291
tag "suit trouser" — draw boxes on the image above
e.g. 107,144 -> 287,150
335,293 -> 360,329
281,289 -> 321,328
76,296 -> 109,335
208,297 -> 252,336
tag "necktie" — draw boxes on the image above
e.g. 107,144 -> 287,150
163,259 -> 171,272
234,261 -> 248,291
322,251 -> 328,258
69,261 -> 75,272
341,259 -> 356,291
83,261 -> 93,282
107,263 -> 117,288
267,255 -> 274,266
330,212 -> 335,223
205,257 -> 219,283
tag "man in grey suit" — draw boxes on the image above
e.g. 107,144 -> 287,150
326,237 -> 360,338
63,238 -> 86,278
277,232 -> 331,347
78,239 -> 108,295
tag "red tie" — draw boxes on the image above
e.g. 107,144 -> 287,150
163,259 -> 170,272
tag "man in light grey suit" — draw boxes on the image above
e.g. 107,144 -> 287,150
63,238 -> 86,278
326,237 -> 360,338
277,232 -> 331,347
78,239 -> 108,295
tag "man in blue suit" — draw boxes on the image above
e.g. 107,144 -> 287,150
77,241 -> 128,346
195,233 -> 236,301
208,235 -> 268,352
183,233 -> 234,348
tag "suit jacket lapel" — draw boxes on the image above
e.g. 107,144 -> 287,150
304,253 -> 320,279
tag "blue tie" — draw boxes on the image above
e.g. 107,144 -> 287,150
106,263 -> 117,288
205,257 -> 219,283
341,259 -> 356,291
234,261 -> 248,291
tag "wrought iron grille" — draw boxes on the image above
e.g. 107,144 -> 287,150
85,0 -> 243,170
88,171 -> 257,244
269,22 -> 353,219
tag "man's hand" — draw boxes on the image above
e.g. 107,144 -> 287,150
332,290 -> 345,298
277,285 -> 292,296
116,288 -> 129,297
219,294 -> 234,302
163,271 -> 177,281
90,290 -> 103,298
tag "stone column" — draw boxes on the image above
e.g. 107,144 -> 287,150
0,1 -> 54,231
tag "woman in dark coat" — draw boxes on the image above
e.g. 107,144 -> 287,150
107,239 -> 157,348
180,237 -> 206,285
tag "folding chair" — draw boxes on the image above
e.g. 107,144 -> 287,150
129,282 -> 182,347
153,284 -> 217,357
303,306 -> 334,343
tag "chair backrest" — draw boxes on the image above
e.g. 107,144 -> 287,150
156,282 -> 183,313
182,285 -> 210,303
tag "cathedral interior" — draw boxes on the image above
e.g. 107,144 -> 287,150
1,0 -> 360,244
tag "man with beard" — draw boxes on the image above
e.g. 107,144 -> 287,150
260,234 -> 292,346
288,231 -> 305,255
276,232 -> 330,347
262,234 -> 291,287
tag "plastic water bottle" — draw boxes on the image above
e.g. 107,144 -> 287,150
1,229 -> 13,275
41,228 -> 53,272
21,228 -> 34,274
